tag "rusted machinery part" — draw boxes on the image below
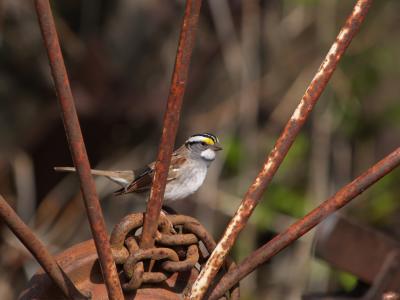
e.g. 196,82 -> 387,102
19,240 -> 200,300
20,213 -> 240,300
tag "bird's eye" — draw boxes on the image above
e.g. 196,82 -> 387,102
201,142 -> 207,146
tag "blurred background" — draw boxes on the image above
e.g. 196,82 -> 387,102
0,0 -> 399,299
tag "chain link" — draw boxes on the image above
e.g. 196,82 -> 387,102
109,212 -> 239,299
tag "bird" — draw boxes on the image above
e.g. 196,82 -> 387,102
54,133 -> 222,203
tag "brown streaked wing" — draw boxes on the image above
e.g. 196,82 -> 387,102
114,146 -> 187,196
114,166 -> 153,195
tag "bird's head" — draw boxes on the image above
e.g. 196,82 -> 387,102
185,133 -> 222,161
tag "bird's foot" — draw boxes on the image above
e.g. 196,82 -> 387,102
159,211 -> 177,235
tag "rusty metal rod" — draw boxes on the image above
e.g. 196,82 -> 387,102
187,0 -> 373,298
140,0 -> 203,249
209,147 -> 400,299
33,1 -> 124,299
0,195 -> 87,299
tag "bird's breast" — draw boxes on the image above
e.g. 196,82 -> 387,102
163,162 -> 208,202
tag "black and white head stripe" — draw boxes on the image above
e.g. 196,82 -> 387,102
186,133 -> 219,145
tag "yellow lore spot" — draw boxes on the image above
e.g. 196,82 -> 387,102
201,137 -> 215,145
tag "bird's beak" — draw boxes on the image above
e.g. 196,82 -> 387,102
211,144 -> 223,151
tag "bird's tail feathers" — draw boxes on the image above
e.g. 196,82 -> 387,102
54,166 -> 134,188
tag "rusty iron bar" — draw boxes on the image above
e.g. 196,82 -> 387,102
0,194 -> 87,299
187,0 -> 373,298
33,1 -> 124,299
140,0 -> 203,249
208,147 -> 400,299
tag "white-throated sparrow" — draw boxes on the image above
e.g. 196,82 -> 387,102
55,133 -> 222,202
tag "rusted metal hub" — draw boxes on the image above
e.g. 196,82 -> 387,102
19,240 -> 199,299
20,213 -> 239,299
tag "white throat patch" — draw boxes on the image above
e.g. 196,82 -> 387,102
200,148 -> 216,161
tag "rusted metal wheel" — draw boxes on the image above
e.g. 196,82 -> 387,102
19,240 -> 200,300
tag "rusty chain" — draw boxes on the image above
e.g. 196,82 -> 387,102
109,213 -> 239,299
